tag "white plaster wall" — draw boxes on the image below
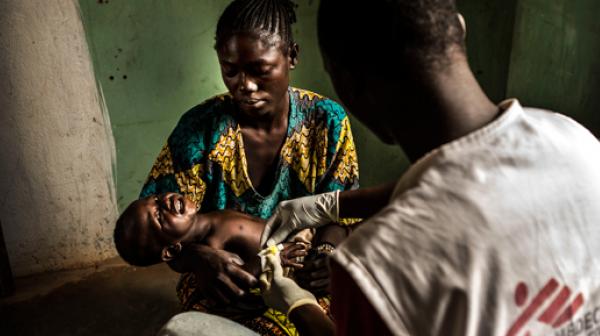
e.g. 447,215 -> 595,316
0,0 -> 118,276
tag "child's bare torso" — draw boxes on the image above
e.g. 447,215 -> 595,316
198,210 -> 266,276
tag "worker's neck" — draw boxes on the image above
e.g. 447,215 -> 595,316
394,57 -> 499,162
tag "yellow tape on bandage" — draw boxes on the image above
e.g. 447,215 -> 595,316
258,243 -> 284,257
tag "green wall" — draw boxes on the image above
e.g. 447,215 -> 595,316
79,0 -> 407,211
80,0 -> 600,211
458,0 -> 518,103
507,0 -> 600,135
459,0 -> 600,135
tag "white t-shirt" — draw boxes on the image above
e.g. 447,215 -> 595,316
333,100 -> 600,336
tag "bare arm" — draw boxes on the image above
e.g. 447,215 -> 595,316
288,305 -> 335,336
338,181 -> 396,218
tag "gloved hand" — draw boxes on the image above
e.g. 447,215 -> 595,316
260,253 -> 321,316
260,191 -> 339,247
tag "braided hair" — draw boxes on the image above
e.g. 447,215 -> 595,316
215,0 -> 298,53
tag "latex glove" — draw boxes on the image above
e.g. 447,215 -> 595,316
260,191 -> 339,247
260,253 -> 321,316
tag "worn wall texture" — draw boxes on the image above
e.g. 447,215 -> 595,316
0,0 -> 118,276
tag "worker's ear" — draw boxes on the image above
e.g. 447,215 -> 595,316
161,243 -> 182,262
457,13 -> 466,39
289,43 -> 300,70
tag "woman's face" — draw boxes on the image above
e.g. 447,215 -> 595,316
217,33 -> 298,119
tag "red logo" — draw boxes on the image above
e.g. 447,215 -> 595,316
506,278 -> 584,336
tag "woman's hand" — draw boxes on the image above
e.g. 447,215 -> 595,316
294,247 -> 333,296
260,191 -> 339,247
294,223 -> 347,295
182,244 -> 258,306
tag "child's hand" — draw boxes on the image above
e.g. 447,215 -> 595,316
280,243 -> 308,269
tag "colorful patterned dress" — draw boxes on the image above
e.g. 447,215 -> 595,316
140,87 -> 359,335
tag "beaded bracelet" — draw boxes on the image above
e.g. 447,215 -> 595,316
315,242 -> 336,255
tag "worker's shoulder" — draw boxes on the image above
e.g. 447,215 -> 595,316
522,106 -> 598,143
421,101 -> 600,178
518,106 -> 600,169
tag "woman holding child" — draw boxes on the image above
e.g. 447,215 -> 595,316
135,0 -> 359,334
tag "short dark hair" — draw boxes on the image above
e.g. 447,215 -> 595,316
318,0 -> 465,73
114,201 -> 162,267
215,0 -> 298,52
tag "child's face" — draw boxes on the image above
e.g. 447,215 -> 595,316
134,193 -> 198,244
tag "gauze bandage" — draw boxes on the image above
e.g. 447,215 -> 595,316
258,243 -> 284,272
258,243 -> 283,291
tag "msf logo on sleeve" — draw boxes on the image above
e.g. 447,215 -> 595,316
505,278 -> 600,336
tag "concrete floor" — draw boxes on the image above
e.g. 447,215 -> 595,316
1,258 -> 181,336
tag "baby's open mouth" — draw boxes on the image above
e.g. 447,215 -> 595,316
174,197 -> 183,214
167,194 -> 185,214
